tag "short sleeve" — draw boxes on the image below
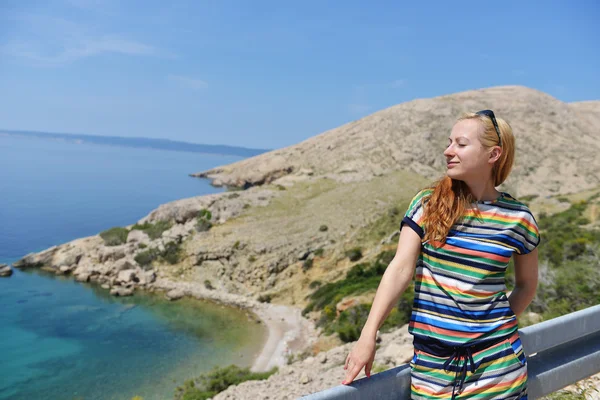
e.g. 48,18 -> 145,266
515,210 -> 541,255
400,189 -> 432,239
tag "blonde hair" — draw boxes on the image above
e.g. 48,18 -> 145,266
421,112 -> 516,245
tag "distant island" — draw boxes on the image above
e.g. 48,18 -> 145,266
0,129 -> 271,158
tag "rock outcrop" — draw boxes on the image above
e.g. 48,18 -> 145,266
0,264 -> 12,277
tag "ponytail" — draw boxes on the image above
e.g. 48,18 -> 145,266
422,176 -> 475,246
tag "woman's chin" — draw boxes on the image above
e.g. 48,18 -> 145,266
446,170 -> 463,180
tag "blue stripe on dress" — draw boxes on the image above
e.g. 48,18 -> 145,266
411,314 -> 509,333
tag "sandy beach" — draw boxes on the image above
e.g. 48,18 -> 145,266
250,302 -> 315,371
154,278 -> 317,372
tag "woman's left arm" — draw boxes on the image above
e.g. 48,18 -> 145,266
508,248 -> 539,317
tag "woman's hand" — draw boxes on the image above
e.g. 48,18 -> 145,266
342,334 -> 377,385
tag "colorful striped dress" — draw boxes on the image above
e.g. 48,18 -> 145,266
400,189 -> 540,400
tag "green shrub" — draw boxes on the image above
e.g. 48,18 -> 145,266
138,243 -> 147,249
543,390 -> 587,400
345,247 -> 363,261
175,380 -> 207,400
196,209 -> 213,232
204,280 -> 214,290
196,219 -> 213,232
319,225 -> 328,232
100,227 -> 129,246
134,242 -> 182,267
131,220 -> 172,240
537,201 -> 600,267
301,303 -> 314,316
162,241 -> 182,264
309,280 -> 322,290
135,248 -> 160,267
197,209 -> 212,220
332,304 -> 370,342
227,193 -> 240,199
174,365 -> 277,400
576,217 -> 591,225
248,255 -> 256,262
258,294 -> 272,303
233,241 -> 240,250
541,259 -> 600,320
314,248 -> 324,257
302,258 -> 313,272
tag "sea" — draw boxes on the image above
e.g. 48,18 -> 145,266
0,134 -> 267,400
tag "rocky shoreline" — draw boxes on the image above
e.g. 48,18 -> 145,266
9,255 -> 317,375
8,173 -> 360,376
8,187 -> 319,374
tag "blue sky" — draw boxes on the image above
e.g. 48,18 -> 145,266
1,1 -> 598,149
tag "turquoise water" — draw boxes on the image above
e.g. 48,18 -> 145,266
0,135 -> 266,400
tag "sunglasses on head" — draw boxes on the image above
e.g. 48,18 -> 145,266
476,109 -> 502,147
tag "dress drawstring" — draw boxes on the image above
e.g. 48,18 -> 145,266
442,346 -> 476,399
413,335 -> 511,399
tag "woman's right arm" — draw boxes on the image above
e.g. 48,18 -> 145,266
342,225 -> 422,384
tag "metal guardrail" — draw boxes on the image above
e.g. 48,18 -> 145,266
301,304 -> 600,400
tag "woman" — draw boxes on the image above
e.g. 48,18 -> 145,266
342,110 -> 540,399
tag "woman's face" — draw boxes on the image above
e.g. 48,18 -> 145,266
444,119 -> 493,182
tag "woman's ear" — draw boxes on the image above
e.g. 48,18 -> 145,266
488,147 -> 502,164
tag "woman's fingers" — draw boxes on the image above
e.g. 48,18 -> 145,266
343,362 -> 364,385
342,337 -> 377,384
365,359 -> 373,378
344,353 -> 351,370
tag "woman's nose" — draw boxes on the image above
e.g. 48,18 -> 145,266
443,145 -> 454,157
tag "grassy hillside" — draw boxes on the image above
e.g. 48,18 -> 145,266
301,186 -> 600,344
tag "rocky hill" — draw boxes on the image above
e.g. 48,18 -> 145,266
192,86 -> 600,197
